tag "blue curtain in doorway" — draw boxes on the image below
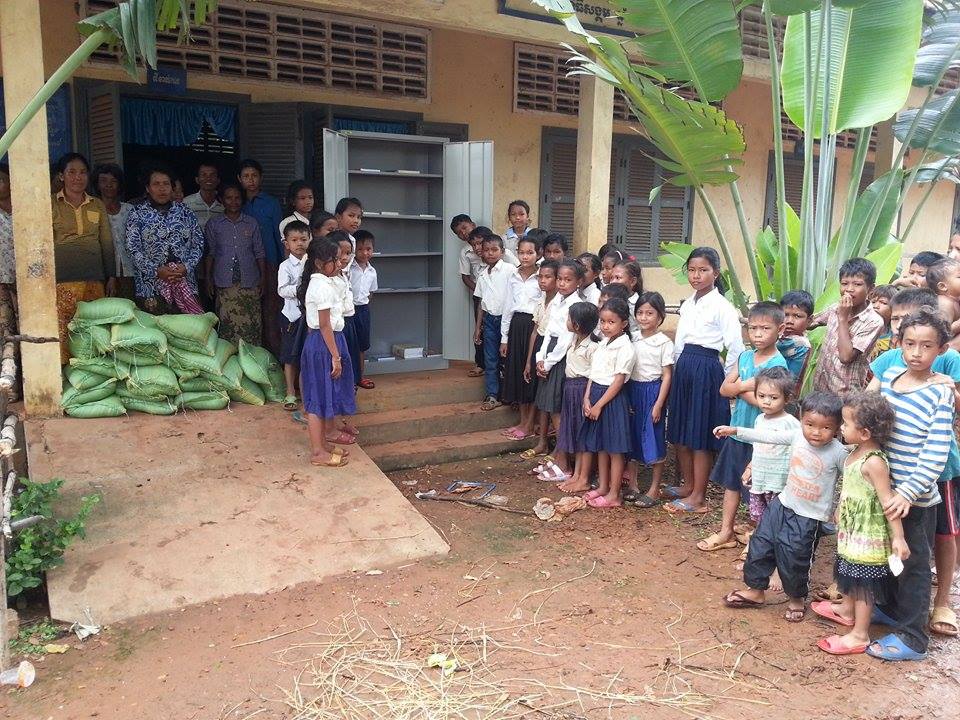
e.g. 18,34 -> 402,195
121,98 -> 236,147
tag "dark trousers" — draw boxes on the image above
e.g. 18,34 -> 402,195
343,315 -> 361,384
472,296 -> 484,369
744,497 -> 820,599
482,312 -> 502,398
875,504 -> 937,653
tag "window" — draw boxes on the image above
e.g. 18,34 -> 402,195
540,130 -> 694,263
82,0 -> 430,100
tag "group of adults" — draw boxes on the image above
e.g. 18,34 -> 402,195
0,152 -> 288,363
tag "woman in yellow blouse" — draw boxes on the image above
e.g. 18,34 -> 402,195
51,152 -> 117,364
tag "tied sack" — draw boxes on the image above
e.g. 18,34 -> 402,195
238,339 -> 281,386
157,313 -> 219,355
71,297 -> 136,326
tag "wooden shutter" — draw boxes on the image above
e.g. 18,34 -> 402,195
86,84 -> 122,167
540,133 -> 578,239
238,103 -> 305,199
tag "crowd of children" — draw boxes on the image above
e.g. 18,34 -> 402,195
457,199 -> 960,663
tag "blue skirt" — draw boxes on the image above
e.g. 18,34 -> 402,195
578,382 -> 632,454
630,379 -> 666,464
301,330 -> 356,418
666,344 -> 729,452
342,315 -> 362,383
278,313 -> 307,366
556,376 -> 588,453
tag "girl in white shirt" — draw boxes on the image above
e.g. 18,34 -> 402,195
664,247 -> 745,515
624,292 -> 674,508
500,236 -> 543,440
579,298 -> 637,508
297,238 -> 356,468
611,260 -> 644,334
279,180 -> 315,236
577,252 -> 603,306
503,199 -> 531,257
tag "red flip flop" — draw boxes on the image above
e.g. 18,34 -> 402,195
817,634 -> 868,655
811,600 -> 855,627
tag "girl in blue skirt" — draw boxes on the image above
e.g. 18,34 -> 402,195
297,237 -> 357,468
623,292 -> 674,508
579,298 -> 636,509
664,247 -> 745,514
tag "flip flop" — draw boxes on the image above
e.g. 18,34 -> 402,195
733,523 -> 754,536
662,486 -> 687,499
865,633 -> 927,662
811,600 -> 855,627
784,606 -> 806,623
468,367 -> 484,377
663,499 -> 709,515
358,378 -> 375,389
697,533 -> 739,552
583,490 -> 602,501
929,606 -> 960,637
311,452 -> 349,468
630,494 -> 659,508
507,428 -> 536,441
283,395 -> 299,411
328,430 -> 356,445
292,410 -> 307,425
723,590 -> 763,609
502,425 -> 523,437
588,495 -> 621,509
539,463 -> 571,482
817,634 -> 868,656
621,489 -> 643,503
519,448 -> 548,460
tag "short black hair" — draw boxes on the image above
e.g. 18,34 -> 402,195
354,229 -> 375,247
869,284 -> 897,302
517,235 -> 541,253
482,234 -> 505,250
450,213 -> 473,232
635,291 -> 666,324
926,257 -> 960,291
800,391 -> 843,423
899,306 -> 950,346
844,391 -> 896,446
143,161 -> 176,187
539,260 -> 559,277
335,197 -> 363,215
91,162 -> 124,190
911,251 -> 945,269
310,210 -> 336,231
780,289 -> 814,316
838,257 -> 877,287
283,220 -> 310,237
749,300 -> 785,325
238,158 -> 264,175
599,297 -> 632,338
55,152 -> 90,174
468,225 -> 494,241
218,180 -> 243,200
327,230 -> 352,248
599,283 -> 630,302
507,199 -> 530,216
568,301 -> 599,337
543,233 -> 569,254
890,287 -> 938,310
527,228 -> 549,245
195,158 -> 220,175
755,366 -> 795,400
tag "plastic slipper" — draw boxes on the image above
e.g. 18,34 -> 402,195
663,499 -> 709,514
583,490 -> 602,501
292,410 -> 307,425
283,395 -> 299,411
811,600 -> 855,627
508,428 -> 536,441
502,425 -> 523,437
468,367 -> 484,377
328,430 -> 356,445
723,590 -> 763,609
481,397 -> 502,411
621,489 -> 643,503
697,533 -> 739,552
865,633 -> 927,662
520,448 -> 547,460
630,494 -> 659,509
588,495 -> 621,509
871,606 -> 900,628
813,583 -> 844,602
539,463 -> 570,482
663,486 -> 687,499
817,634 -> 868,656
358,378 -> 375,389
312,452 -> 348,468
929,606 -> 960,637
784,606 -> 806,623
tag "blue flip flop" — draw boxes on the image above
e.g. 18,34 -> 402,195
292,410 -> 307,425
870,606 -> 900,628
865,633 -> 927,662
663,486 -> 686,499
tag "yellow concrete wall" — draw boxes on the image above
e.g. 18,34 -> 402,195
1,0 -> 956,307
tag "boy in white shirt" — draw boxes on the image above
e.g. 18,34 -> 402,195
349,230 -> 378,389
276,220 -> 311,410
474,234 -> 513,410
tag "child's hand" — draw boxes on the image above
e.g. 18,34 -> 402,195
882,492 -> 912,520
837,293 -> 854,320
582,398 -> 592,417
651,402 -> 663,423
713,425 -> 736,438
499,343 -> 508,358
330,356 -> 343,380
523,367 -> 531,383
891,536 -> 911,563
741,467 -> 752,488
474,330 -> 482,345
536,361 -> 547,378
586,404 -> 601,421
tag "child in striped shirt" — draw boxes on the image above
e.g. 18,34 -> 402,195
868,307 -> 955,662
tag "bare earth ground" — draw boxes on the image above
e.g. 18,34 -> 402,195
3,450 -> 959,720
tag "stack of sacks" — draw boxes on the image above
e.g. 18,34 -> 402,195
62,298 -> 287,417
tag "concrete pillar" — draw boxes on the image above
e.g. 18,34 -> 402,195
572,75 -> 614,255
1,0 -> 62,416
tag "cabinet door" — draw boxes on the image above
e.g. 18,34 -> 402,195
443,140 -> 494,361
238,103 -> 304,199
321,128 -> 349,214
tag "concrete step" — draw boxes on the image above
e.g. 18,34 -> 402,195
365,427 -> 538,472
354,402 -> 519,445
355,361 -> 486,414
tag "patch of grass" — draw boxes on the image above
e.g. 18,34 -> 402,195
10,619 -> 64,656
480,522 -> 535,554
112,627 -> 137,661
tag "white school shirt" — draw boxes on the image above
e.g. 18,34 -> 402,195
474,259 -> 513,316
335,271 -> 355,318
627,292 -> 640,334
349,262 -> 378,305
533,294 -> 554,337
673,287 -> 745,374
565,336 -> 597,378
631,332 -> 675,382
500,269 -> 543,343
589,333 -> 636,385
536,291 -> 581,372
304,273 -> 344,331
582,283 -> 602,306
503,226 -> 528,257
460,244 -> 519,277
277,253 -> 305,322
279,210 -> 310,236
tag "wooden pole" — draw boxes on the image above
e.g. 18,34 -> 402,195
0,0 -> 62,417
572,75 -> 614,255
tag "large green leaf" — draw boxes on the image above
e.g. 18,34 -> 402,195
894,88 -> 960,154
781,0 -> 923,137
914,158 -> 960,184
767,1 -> 872,13
815,242 -> 904,312
658,241 -> 694,284
616,0 -> 742,102
914,9 -> 960,86
842,169 -> 905,257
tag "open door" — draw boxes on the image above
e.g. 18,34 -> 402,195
238,103 -> 304,199
84,83 -> 122,167
321,128 -> 348,213
442,140 -> 493,362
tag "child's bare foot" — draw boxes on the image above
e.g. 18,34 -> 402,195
723,588 -> 764,608
557,478 -> 590,493
769,569 -> 783,594
697,531 -> 738,552
817,630 -> 870,655
784,598 -> 806,623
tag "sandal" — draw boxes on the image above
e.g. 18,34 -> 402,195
506,427 -> 535,441
520,448 -> 550,461
813,583 -> 843,602
588,495 -> 621,509
811,600 -> 855,627
929,606 -> 960,637
358,378 -> 375,389
481,396 -> 502,411
621,489 -> 643,503
328,430 -> 356,445
312,452 -> 349,468
723,590 -> 763,609
630,494 -> 659,509
468,367 -> 484,377
697,533 -> 739,552
817,634 -> 868,656
538,462 -> 570,482
866,633 -> 927,662
283,395 -> 299,411
784,606 -> 806,623
663,499 -> 709,515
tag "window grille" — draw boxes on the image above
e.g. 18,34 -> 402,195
188,120 -> 237,156
81,0 -> 429,100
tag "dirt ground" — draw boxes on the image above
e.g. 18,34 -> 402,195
3,451 -> 960,720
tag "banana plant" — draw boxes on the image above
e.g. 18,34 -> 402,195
0,0 -> 217,158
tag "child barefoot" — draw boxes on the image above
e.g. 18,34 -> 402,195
812,392 -> 909,655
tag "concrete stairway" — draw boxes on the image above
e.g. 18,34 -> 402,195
356,362 -> 537,471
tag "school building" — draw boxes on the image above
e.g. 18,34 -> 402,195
0,0 -> 956,415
